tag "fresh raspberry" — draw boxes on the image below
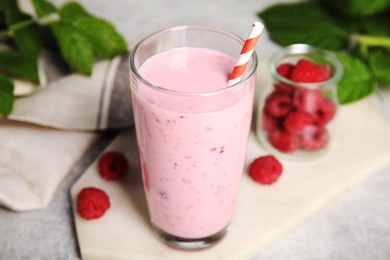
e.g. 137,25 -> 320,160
314,98 -> 336,125
248,155 -> 283,185
276,63 -> 294,79
293,88 -> 323,114
261,109 -> 279,132
273,83 -> 294,95
290,59 -> 332,83
301,125 -> 329,151
267,129 -> 299,153
273,63 -> 295,95
77,187 -> 110,220
98,151 -> 129,180
284,111 -> 313,134
319,64 -> 332,80
265,91 -> 293,118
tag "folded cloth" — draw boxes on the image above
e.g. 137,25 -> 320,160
0,49 -> 134,211
0,119 -> 98,211
10,52 -> 134,130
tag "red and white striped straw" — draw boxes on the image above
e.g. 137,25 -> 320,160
227,22 -> 264,86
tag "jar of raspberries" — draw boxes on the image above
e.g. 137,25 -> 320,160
257,44 -> 343,161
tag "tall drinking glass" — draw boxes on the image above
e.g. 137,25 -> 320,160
129,25 -> 258,250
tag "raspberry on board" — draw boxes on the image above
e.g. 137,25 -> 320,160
98,151 -> 129,180
265,91 -> 293,118
248,155 -> 283,185
77,187 -> 110,220
267,129 -> 300,153
290,59 -> 332,83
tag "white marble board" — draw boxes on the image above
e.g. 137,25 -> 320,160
70,94 -> 390,259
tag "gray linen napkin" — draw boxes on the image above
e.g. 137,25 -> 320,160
0,51 -> 133,211
10,52 -> 134,130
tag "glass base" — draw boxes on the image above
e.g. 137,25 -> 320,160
153,225 -> 228,250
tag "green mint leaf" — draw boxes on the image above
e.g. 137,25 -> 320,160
3,1 -> 42,56
336,52 -> 375,104
31,0 -> 56,17
258,1 -> 350,51
363,10 -> 390,36
0,0 -> 16,11
58,2 -> 127,59
369,50 -> 390,85
0,75 -> 15,117
13,25 -> 42,57
40,26 -> 59,50
70,16 -> 128,59
51,22 -> 94,75
325,0 -> 390,17
58,1 -> 90,21
0,51 -> 39,82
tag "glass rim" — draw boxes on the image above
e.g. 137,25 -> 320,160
269,43 -> 343,89
129,25 -> 258,97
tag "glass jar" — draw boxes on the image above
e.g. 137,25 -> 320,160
256,44 -> 343,161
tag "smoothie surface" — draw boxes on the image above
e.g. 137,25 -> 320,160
138,47 -> 236,93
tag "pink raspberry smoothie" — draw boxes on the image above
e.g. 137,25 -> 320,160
131,47 -> 255,239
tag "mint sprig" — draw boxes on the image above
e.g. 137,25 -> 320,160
0,51 -> 39,82
0,75 -> 14,116
31,0 -> 56,18
52,2 -> 128,75
258,0 -> 390,104
258,2 -> 350,50
324,0 -> 390,17
51,22 -> 94,75
336,52 -> 375,104
0,0 -> 128,117
369,51 -> 390,85
2,0 -> 42,56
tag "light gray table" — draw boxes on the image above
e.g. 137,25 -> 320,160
1,0 -> 390,259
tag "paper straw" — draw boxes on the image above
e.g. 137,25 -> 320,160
227,22 -> 264,86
